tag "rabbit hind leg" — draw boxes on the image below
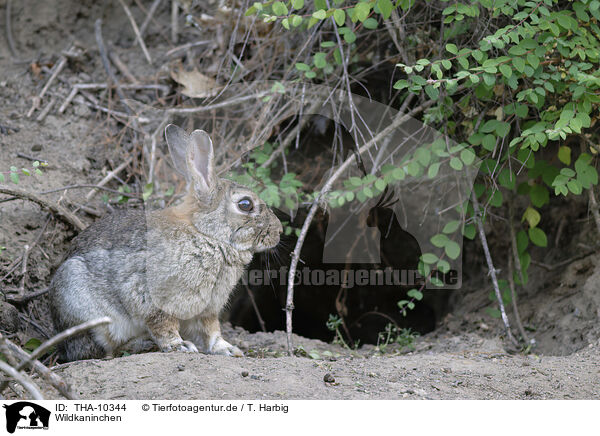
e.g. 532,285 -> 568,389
145,310 -> 198,353
181,314 -> 243,357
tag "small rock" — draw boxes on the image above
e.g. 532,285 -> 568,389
323,373 -> 335,383
31,144 -> 42,152
0,302 -> 19,333
241,371 -> 249,377
176,365 -> 185,371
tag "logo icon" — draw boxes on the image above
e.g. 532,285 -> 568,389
3,402 -> 50,433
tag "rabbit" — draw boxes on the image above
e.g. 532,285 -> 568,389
49,124 -> 282,362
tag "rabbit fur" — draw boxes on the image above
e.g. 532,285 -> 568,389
49,125 -> 282,361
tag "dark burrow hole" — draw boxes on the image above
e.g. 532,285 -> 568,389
227,64 -> 456,346
227,205 -> 453,346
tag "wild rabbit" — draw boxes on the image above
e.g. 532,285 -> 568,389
49,125 -> 282,361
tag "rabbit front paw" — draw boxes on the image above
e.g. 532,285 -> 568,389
160,339 -> 199,353
209,337 -> 243,357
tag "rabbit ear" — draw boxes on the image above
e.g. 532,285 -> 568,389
187,129 -> 216,195
165,124 -> 190,180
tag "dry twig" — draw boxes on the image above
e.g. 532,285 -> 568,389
0,185 -> 85,231
116,0 -> 152,64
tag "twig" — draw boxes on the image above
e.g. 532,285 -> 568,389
531,247 -> 599,271
471,189 -> 519,347
109,52 -> 139,84
260,99 -> 323,169
5,0 -> 21,61
17,245 -> 30,298
139,0 -> 163,37
0,337 -> 78,399
508,201 -> 530,345
5,288 -> 49,305
36,97 -> 56,122
0,359 -> 44,400
507,249 -> 531,345
165,40 -> 212,57
166,92 -> 269,114
116,0 -> 152,65
171,0 -> 179,43
27,56 -> 67,118
16,153 -> 48,164
245,285 -> 266,333
85,158 -> 133,201
17,318 -> 112,374
0,185 -> 85,231
94,19 -> 132,115
41,184 -> 140,198
588,186 -> 600,235
285,98 -> 436,354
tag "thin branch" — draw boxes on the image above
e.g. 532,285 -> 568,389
588,186 -> 600,235
116,0 -> 152,64
0,360 -> 44,400
17,317 -> 112,373
471,189 -> 519,347
0,185 -> 85,230
245,285 -> 266,333
0,337 -> 78,399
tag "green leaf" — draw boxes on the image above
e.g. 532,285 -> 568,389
295,62 -> 310,71
393,79 -> 409,90
142,183 -> 154,202
445,240 -> 461,260
528,227 -> 547,247
407,289 -> 423,301
443,220 -> 461,234
558,146 -> 571,165
460,148 -> 476,165
499,64 -> 512,78
489,189 -> 503,207
446,43 -> 458,54
522,206 -> 541,228
377,0 -> 393,19
431,234 -> 449,248
513,57 -> 525,73
428,162 -> 440,179
421,253 -> 438,264
425,85 -> 439,100
437,260 -> 451,274
463,224 -> 476,239
529,184 -> 549,207
450,157 -> 463,171
415,148 -> 431,166
333,9 -> 345,26
312,9 -> 326,20
292,0 -> 304,9
526,52 -> 539,69
23,338 -> 42,352
354,2 -> 371,22
498,168 -> 515,190
343,31 -> 356,43
374,178 -> 386,191
272,1 -> 288,16
516,230 -> 528,253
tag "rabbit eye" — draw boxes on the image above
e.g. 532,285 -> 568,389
237,197 -> 254,212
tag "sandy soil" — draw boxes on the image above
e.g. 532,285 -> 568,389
43,325 -> 600,400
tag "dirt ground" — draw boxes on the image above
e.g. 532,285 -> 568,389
40,324 -> 600,400
1,0 -> 599,400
